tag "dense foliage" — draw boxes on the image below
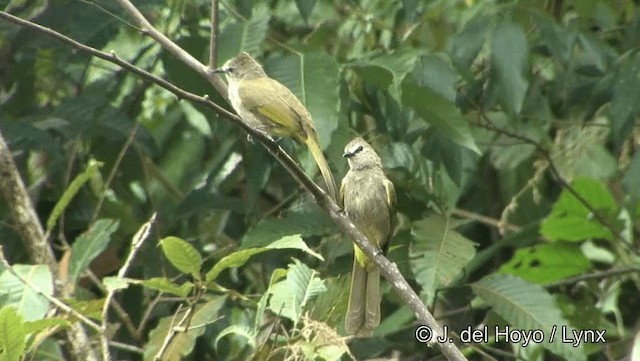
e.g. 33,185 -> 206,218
1,0 -> 639,360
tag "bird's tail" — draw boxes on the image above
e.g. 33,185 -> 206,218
345,259 -> 380,336
305,137 -> 337,200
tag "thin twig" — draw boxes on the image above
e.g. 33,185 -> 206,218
452,208 -> 520,233
209,0 -> 219,71
91,122 -> 141,223
0,10 -> 468,361
100,213 -> 156,360
545,266 -> 640,288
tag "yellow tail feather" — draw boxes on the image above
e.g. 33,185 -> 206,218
305,137 -> 337,200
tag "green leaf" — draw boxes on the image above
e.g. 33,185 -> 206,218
0,306 -> 27,361
265,51 -> 340,147
214,324 -> 256,350
0,265 -> 53,321
217,13 -> 270,67
69,219 -> 119,284
491,22 -> 529,114
351,48 -> 420,100
409,215 -> 476,304
471,274 -> 585,361
267,259 -> 327,323
294,0 -> 317,22
206,235 -> 323,282
141,277 -> 193,298
541,178 -> 617,242
180,102 -> 211,137
144,297 -> 226,361
241,209 -> 333,248
159,237 -> 203,277
402,79 -> 480,154
46,160 -> 102,233
448,14 -> 491,68
102,276 -> 130,292
23,317 -> 71,334
498,244 -> 591,284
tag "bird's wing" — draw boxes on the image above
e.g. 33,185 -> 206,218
238,78 -> 305,139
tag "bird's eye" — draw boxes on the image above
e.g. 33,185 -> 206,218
355,145 -> 363,153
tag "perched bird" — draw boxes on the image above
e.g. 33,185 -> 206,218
214,52 -> 337,200
341,137 -> 396,336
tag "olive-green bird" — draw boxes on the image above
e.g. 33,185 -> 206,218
214,52 -> 337,200
341,137 -> 396,336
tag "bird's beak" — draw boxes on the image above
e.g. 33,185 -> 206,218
213,67 -> 228,74
343,151 -> 353,158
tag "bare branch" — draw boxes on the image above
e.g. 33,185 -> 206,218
209,0 -> 219,71
0,10 -> 468,361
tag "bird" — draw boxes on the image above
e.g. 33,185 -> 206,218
340,137 -> 396,336
214,52 -> 337,200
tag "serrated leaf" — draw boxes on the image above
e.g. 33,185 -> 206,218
141,277 -> 193,298
206,235 -> 323,282
159,237 -> 203,277
541,178 -> 617,242
46,160 -> 102,232
0,265 -> 52,321
69,219 -> 119,284
0,306 -> 27,361
267,259 -> 326,323
491,22 -> 529,114
472,274 -> 585,361
402,79 -> 480,154
498,243 -> 591,284
409,215 -> 476,304
144,297 -> 226,361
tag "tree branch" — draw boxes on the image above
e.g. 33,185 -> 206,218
209,0 -> 219,71
0,130 -> 99,361
0,10 -> 468,361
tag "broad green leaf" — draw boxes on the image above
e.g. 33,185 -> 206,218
159,237 -> 203,277
412,54 -> 457,102
472,274 -> 585,361
241,209 -> 333,248
144,297 -> 226,361
141,277 -> 193,298
448,14 -> 491,68
541,178 -> 617,242
351,48 -> 420,99
267,259 -> 326,323
180,102 -> 211,137
217,13 -> 270,67
265,51 -> 340,148
498,244 -> 591,284
69,219 -> 119,284
46,160 -> 102,233
491,22 -> 529,114
0,306 -> 27,361
206,235 -> 323,282
0,265 -> 52,321
294,0 -> 317,22
402,79 -> 480,154
409,215 -> 476,304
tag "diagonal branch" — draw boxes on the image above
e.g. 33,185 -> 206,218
0,10 -> 468,361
